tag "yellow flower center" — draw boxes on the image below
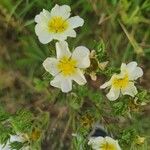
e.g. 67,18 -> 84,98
57,56 -> 77,76
48,16 -> 69,33
112,74 -> 129,89
101,142 -> 117,150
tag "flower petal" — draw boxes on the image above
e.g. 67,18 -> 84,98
135,67 -> 143,79
66,29 -> 76,37
52,32 -> 68,41
72,69 -> 87,85
105,137 -> 121,150
121,82 -> 138,97
56,41 -> 71,59
88,137 -> 104,149
72,46 -> 90,68
35,9 -> 50,23
120,63 -> 127,72
61,78 -> 72,93
106,87 -> 120,101
129,67 -> 143,80
68,16 -> 84,28
127,62 -> 143,80
37,34 -> 53,44
43,58 -> 59,75
100,80 -> 111,89
35,24 -> 52,44
121,61 -> 143,80
35,24 -> 48,35
50,4 -> 71,19
53,29 -> 76,41
50,75 -> 62,88
127,61 -> 137,71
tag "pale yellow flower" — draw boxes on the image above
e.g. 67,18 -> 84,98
88,136 -> 121,150
43,41 -> 90,92
100,62 -> 143,101
35,4 -> 84,44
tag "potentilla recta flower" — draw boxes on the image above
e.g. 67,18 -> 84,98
100,61 -> 143,101
88,136 -> 121,150
35,4 -> 84,44
43,41 -> 90,93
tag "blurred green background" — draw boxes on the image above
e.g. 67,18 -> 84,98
0,0 -> 150,149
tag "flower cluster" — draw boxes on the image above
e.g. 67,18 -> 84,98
35,4 -> 143,98
35,4 -> 90,92
34,4 -> 144,150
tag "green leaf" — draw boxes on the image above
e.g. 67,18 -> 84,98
11,109 -> 33,133
94,39 -> 107,62
0,123 -> 12,145
0,106 -> 10,121
120,128 -> 137,145
112,100 -> 128,115
10,141 -> 24,150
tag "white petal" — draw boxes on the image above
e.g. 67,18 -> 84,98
61,79 -> 72,93
66,29 -> 76,37
51,4 -> 71,19
129,66 -> 143,80
127,61 -> 137,71
35,9 -> 50,23
49,29 -> 76,41
105,137 -> 121,150
38,35 -> 53,44
126,61 -> 138,79
120,63 -> 127,72
72,46 -> 90,68
35,24 -> 53,44
68,16 -> 84,28
88,137 -> 104,149
35,24 -> 48,35
50,75 -> 62,88
135,67 -> 143,79
127,62 -> 143,80
121,62 -> 143,80
72,69 -> 87,85
53,29 -> 76,40
100,80 -> 111,89
53,32 -> 67,41
43,58 -> 59,76
56,41 -> 71,59
107,87 -> 120,101
121,82 -> 138,97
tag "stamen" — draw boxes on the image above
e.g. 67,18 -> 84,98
48,16 -> 69,33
